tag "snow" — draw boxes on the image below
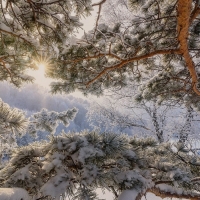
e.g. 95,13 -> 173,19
157,184 -> 183,195
40,173 -> 71,200
0,188 -> 31,200
0,23 -> 12,33
11,165 -> 31,181
118,189 -> 139,200
156,184 -> 200,198
78,146 -> 97,163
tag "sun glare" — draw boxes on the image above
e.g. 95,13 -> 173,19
27,56 -> 53,88
37,62 -> 46,72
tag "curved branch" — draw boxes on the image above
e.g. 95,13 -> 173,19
86,49 -> 179,86
191,177 -> 200,182
64,52 -> 123,64
148,185 -> 200,200
177,0 -> 200,95
190,2 -> 200,24
92,0 -> 106,37
0,24 -> 33,46
0,60 -> 12,77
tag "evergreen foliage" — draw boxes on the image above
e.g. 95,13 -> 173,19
1,0 -> 200,199
1,131 -> 200,199
47,0 -> 200,109
0,0 -> 93,87
1,0 -> 200,108
27,108 -> 78,136
0,98 -> 28,162
0,95 -> 78,166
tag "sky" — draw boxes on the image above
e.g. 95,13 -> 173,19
26,5 -> 100,101
26,1 -> 99,90
1,1 -> 187,200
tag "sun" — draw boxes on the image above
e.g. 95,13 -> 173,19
33,55 -> 50,71
36,62 -> 46,72
28,55 -> 53,88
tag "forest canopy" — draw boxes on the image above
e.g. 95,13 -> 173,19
0,0 -> 200,106
1,0 -> 200,200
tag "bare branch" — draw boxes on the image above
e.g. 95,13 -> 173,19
0,26 -> 33,46
0,60 -> 12,78
92,0 -> 106,7
92,0 -> 106,37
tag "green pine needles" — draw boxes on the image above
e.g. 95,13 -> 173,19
0,131 -> 200,199
0,99 -> 28,163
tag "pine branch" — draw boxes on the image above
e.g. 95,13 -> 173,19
148,185 -> 200,200
177,0 -> 200,95
86,49 -> 179,87
92,0 -> 107,37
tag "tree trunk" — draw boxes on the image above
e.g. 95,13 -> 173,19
152,108 -> 164,143
179,106 -> 193,143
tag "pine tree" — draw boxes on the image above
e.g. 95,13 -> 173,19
0,0 -> 93,87
27,107 -> 78,136
1,1 -> 200,106
1,1 -> 200,200
179,106 -> 194,143
87,94 -> 200,144
0,97 -> 78,164
0,98 -> 28,164
46,0 -> 200,109
1,130 -> 200,200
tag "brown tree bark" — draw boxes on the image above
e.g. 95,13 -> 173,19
148,186 -> 200,200
177,0 -> 200,95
